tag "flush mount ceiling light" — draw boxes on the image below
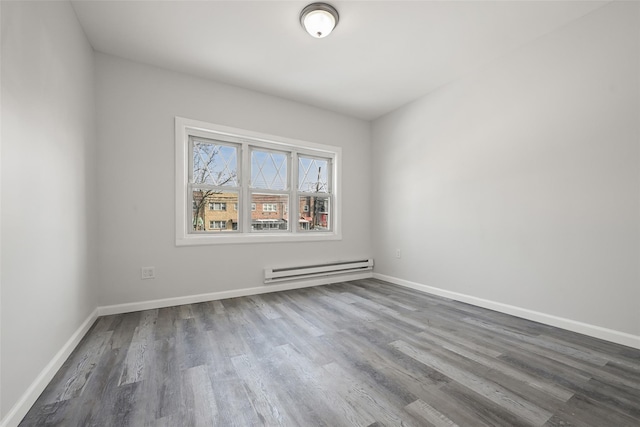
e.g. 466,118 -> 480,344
300,3 -> 339,38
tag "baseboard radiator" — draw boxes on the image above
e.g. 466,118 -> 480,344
264,259 -> 374,283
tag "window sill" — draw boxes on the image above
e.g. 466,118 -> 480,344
176,232 -> 342,246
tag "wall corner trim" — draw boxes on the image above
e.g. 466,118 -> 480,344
373,273 -> 640,350
0,308 -> 100,427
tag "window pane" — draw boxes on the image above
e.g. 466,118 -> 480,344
192,140 -> 238,186
298,195 -> 330,231
298,156 -> 329,193
192,189 -> 238,232
251,193 -> 289,231
251,150 -> 288,190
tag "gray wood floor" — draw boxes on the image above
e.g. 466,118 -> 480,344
20,279 -> 640,426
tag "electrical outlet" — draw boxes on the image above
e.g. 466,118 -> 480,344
396,249 -> 401,259
141,267 -> 155,280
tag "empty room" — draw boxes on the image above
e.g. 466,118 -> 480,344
1,1 -> 639,426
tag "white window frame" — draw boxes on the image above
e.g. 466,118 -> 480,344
175,117 -> 341,246
263,203 -> 277,212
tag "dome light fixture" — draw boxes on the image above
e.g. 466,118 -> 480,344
300,3 -> 339,39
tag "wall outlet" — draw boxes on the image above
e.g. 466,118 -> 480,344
141,267 -> 155,279
395,249 -> 401,259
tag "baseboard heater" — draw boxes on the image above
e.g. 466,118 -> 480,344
264,259 -> 374,284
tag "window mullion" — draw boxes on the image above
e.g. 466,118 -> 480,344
291,151 -> 298,234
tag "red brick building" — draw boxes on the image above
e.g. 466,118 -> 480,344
193,191 -> 328,232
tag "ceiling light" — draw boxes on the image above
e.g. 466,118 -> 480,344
300,3 -> 339,39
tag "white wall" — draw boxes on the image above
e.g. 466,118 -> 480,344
1,1 -> 97,420
372,1 -> 639,339
95,54 -> 371,306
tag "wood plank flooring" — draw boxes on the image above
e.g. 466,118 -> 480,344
20,279 -> 640,426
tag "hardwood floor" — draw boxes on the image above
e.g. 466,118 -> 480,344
20,279 -> 640,426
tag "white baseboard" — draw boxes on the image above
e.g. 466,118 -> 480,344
374,273 -> 640,350
0,308 -> 100,427
97,271 -> 373,316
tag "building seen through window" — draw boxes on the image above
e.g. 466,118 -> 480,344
192,191 -> 329,232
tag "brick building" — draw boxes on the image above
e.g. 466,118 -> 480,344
193,191 -> 328,232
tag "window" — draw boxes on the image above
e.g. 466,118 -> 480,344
209,220 -> 227,230
298,155 -> 331,231
176,117 -> 341,245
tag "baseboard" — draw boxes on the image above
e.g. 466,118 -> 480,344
0,308 -> 100,427
374,273 -> 640,350
97,271 -> 373,316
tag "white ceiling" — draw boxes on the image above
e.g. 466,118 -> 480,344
71,0 -> 609,120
